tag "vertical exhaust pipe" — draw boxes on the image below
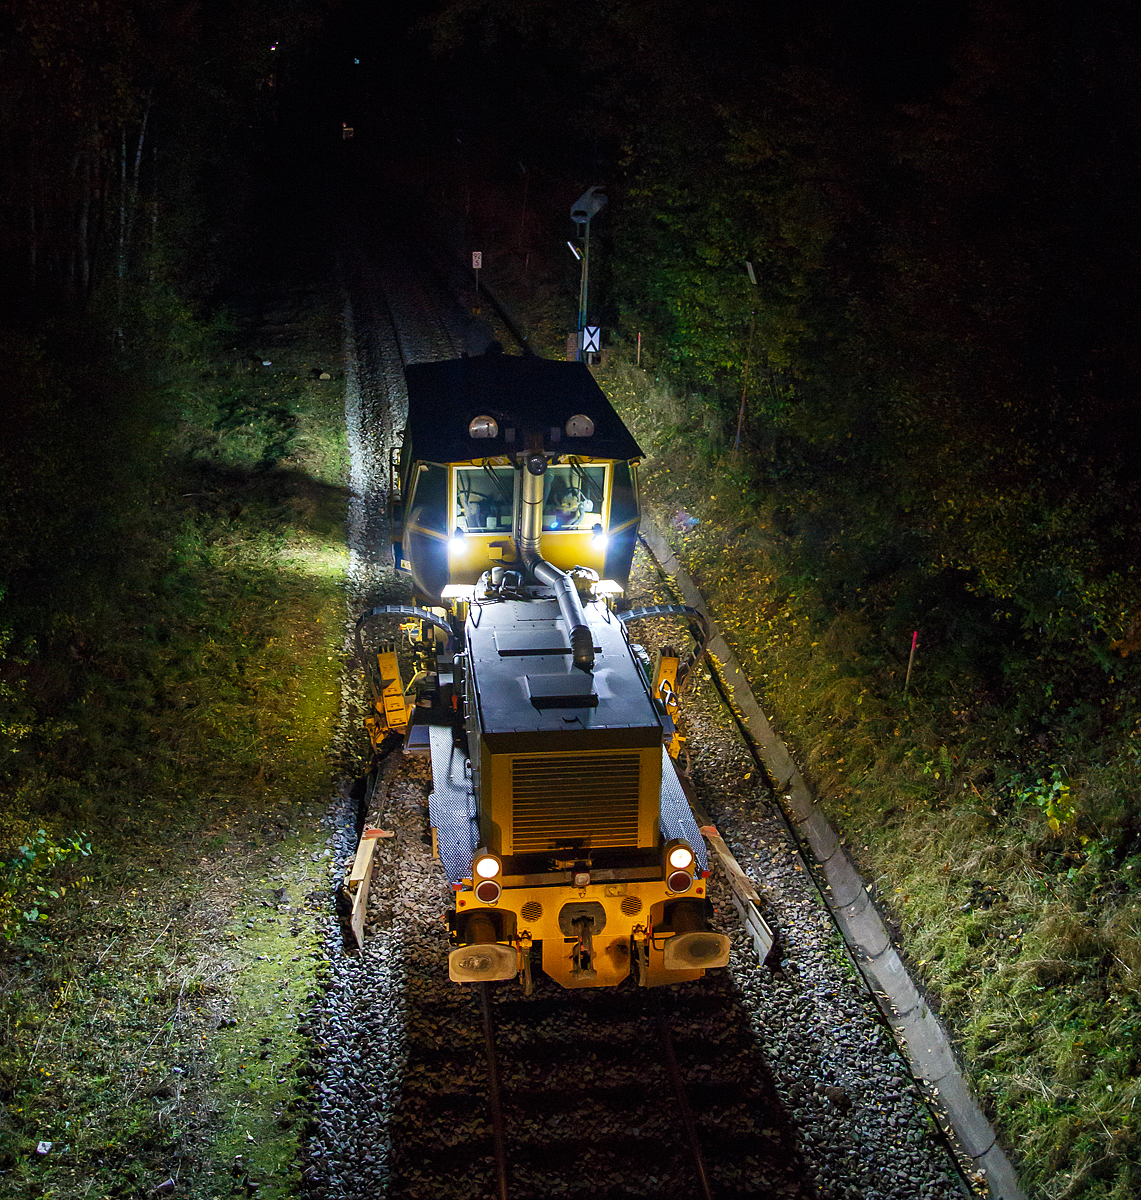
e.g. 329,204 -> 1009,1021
519,454 -> 594,671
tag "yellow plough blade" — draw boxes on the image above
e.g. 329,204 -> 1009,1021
365,642 -> 413,750
652,647 -> 682,759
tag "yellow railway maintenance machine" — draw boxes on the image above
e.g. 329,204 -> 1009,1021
353,349 -> 729,991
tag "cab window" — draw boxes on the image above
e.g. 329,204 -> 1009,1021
542,464 -> 607,531
407,463 -> 447,532
454,466 -> 515,533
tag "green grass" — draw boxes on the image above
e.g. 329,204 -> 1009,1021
0,278 -> 352,1198
0,807 -> 336,1199
592,354 -> 1141,1200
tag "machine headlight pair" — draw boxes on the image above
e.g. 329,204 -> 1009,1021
665,840 -> 695,893
473,850 -> 502,904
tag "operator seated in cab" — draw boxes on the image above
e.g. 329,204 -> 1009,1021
459,489 -> 493,532
457,482 -> 509,533
543,481 -> 594,530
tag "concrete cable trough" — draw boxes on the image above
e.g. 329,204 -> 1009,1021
640,517 -> 1027,1200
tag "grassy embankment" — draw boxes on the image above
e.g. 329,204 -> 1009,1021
582,353 -> 1140,1200
0,284 -> 351,1198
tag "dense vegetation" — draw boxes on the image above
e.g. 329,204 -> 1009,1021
418,3 -> 1141,1197
0,284 -> 349,1194
0,4 -> 350,1194
600,365 -> 1140,1200
0,0 -> 335,912
3,0 -> 1139,1196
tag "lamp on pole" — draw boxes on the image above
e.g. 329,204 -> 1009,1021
571,186 -> 607,361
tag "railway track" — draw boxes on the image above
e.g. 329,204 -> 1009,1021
386,950 -> 809,1200
303,209 -> 971,1200
339,198 -> 483,601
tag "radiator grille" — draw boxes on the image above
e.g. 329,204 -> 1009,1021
511,753 -> 641,852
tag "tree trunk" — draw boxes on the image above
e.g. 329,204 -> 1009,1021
28,164 -> 37,292
118,127 -> 127,282
124,96 -> 152,270
78,151 -> 92,297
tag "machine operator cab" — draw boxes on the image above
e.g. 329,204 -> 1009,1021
393,351 -> 642,601
354,348 -> 741,990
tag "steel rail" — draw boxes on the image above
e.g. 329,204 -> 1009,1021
479,983 -> 510,1200
652,990 -> 714,1200
373,237 -> 467,371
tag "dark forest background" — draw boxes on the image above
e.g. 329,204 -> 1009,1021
389,0 -> 1141,704
2,4 -> 1140,1194
5,0 -> 1141,709
0,0 -> 332,793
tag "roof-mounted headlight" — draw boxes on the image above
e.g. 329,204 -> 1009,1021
566,414 -> 594,437
468,415 -> 498,439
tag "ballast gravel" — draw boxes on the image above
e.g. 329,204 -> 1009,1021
299,219 -> 972,1200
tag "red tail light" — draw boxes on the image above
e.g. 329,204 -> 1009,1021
475,879 -> 502,904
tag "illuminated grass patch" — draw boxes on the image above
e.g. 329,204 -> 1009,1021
594,354 -> 1141,1200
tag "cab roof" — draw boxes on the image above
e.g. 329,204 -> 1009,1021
403,352 -> 644,465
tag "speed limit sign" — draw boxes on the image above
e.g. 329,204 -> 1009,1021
472,251 -> 482,269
